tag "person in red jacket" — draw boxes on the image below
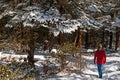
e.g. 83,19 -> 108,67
94,44 -> 106,78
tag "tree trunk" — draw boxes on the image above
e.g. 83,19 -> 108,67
85,29 -> 89,49
106,31 -> 109,48
47,31 -> 54,47
29,0 -> 35,5
58,31 -> 64,45
14,0 -> 19,6
43,40 -> 50,51
27,27 -> 35,67
109,32 -> 113,49
115,27 -> 119,50
74,27 -> 82,71
73,29 -> 77,45
102,28 -> 105,43
75,27 -> 82,48
17,22 -> 24,52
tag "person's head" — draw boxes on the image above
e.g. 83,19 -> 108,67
98,43 -> 103,51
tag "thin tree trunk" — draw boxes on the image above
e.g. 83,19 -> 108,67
85,29 -> 89,49
27,27 -> 35,67
73,29 -> 77,46
58,31 -> 64,45
29,0 -> 35,5
109,32 -> 113,49
106,31 -> 109,48
17,22 -> 24,52
74,27 -> 82,71
75,27 -> 82,47
115,27 -> 119,50
102,28 -> 105,43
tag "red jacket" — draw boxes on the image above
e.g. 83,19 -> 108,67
94,50 -> 106,64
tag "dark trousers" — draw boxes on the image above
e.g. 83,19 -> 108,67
97,64 -> 103,78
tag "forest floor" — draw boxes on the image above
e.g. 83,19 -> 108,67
0,49 -> 120,80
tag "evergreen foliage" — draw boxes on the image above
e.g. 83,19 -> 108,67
51,42 -> 86,72
0,61 -> 38,80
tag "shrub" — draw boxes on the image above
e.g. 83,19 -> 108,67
51,42 -> 86,72
0,60 -> 38,80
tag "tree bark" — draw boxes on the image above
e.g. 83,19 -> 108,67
73,29 -> 77,45
58,31 -> 64,45
102,28 -> 105,43
115,27 -> 119,50
75,27 -> 82,48
85,29 -> 89,49
27,27 -> 35,67
109,32 -> 113,49
17,22 -> 24,52
29,0 -> 35,5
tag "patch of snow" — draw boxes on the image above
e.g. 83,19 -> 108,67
34,55 -> 46,60
24,6 -> 40,11
53,31 -> 59,36
79,18 -> 102,29
86,5 -> 101,12
30,11 -> 36,17
16,3 -> 27,9
8,11 -> 16,16
23,21 -> 35,27
0,10 -> 16,21
87,49 -> 97,53
50,49 -> 57,54
12,15 -> 21,21
115,17 -> 120,22
109,66 -> 119,71
112,22 -> 120,27
56,20 -> 82,33
5,24 -> 13,28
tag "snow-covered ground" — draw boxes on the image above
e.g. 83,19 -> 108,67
82,53 -> 120,80
0,50 -> 120,80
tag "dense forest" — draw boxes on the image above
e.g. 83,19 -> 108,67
0,0 -> 120,65
0,0 -> 120,79
0,0 -> 119,47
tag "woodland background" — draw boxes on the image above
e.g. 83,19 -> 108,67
0,1 -> 120,79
